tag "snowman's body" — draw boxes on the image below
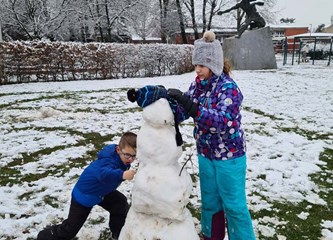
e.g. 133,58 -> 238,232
119,98 -> 199,240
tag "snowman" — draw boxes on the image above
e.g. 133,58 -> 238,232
119,86 -> 199,240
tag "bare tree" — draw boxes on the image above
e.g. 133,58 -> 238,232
95,0 -> 140,42
183,0 -> 199,39
0,0 -> 73,40
183,0 -> 232,38
128,0 -> 160,42
158,0 -> 170,43
69,0 -> 141,42
175,0 -> 187,43
206,0 -> 225,30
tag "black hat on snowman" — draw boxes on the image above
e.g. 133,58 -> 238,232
127,85 -> 183,146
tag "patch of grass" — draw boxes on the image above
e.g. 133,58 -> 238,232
259,201 -> 327,240
0,139 -> 121,186
187,201 -> 201,220
250,147 -> 333,240
310,147 -> 333,214
280,127 -> 332,141
0,93 -> 78,110
17,190 -> 36,201
0,167 -> 21,186
88,216 -> 106,225
43,195 -> 60,208
116,107 -> 141,114
248,127 -> 274,137
268,154 -> 283,159
0,125 -> 120,185
98,228 -> 112,240
243,106 -> 284,121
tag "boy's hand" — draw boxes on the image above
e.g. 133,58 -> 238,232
123,169 -> 136,180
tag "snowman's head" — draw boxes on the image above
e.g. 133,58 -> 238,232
142,98 -> 174,127
127,85 -> 168,108
127,85 -> 183,146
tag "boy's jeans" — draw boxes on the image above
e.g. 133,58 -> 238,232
37,190 -> 128,240
198,154 -> 256,240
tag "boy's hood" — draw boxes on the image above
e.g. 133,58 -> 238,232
97,144 -> 117,160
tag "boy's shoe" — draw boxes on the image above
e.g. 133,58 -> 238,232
37,226 -> 57,240
109,233 -> 119,240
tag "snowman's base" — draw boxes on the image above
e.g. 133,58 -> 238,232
119,207 -> 200,240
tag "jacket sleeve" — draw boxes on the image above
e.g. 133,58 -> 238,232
195,81 -> 243,133
171,83 -> 197,123
99,167 -> 123,184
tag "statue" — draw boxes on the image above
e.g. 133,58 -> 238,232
218,0 -> 266,38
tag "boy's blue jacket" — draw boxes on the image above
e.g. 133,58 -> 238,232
72,144 -> 130,207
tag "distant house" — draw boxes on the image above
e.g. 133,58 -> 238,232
322,14 -> 333,33
270,25 -> 309,53
173,27 -> 237,44
130,35 -> 162,44
173,25 -> 308,51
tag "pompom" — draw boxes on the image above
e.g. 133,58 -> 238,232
127,89 -> 137,102
203,31 -> 216,42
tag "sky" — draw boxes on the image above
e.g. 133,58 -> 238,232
275,0 -> 333,27
0,56 -> 332,239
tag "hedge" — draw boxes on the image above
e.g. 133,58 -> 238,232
0,41 -> 194,85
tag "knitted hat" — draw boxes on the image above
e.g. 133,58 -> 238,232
192,31 -> 224,76
127,85 -> 183,146
127,85 -> 168,108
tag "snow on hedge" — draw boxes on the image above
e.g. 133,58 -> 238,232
0,41 -> 194,85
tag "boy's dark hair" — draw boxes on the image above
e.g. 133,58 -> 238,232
119,132 -> 137,149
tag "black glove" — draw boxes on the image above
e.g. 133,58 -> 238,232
168,88 -> 198,118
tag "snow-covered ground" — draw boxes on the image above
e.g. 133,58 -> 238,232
0,57 -> 332,239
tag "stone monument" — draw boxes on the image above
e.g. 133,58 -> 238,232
222,26 -> 277,70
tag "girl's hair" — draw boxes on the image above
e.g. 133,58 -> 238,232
119,132 -> 137,149
223,59 -> 232,76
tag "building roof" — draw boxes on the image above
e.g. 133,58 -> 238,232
184,27 -> 237,34
287,32 -> 333,39
269,24 -> 309,29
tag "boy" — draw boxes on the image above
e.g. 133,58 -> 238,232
37,132 -> 137,240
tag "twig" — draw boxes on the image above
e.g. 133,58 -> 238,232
179,153 -> 193,176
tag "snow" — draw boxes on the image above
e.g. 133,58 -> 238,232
0,57 -> 332,239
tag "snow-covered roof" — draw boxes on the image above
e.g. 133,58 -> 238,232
131,36 -> 161,41
287,32 -> 333,39
269,24 -> 309,29
184,27 -> 237,34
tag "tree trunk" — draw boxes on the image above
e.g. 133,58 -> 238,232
104,0 -> 112,42
159,0 -> 167,43
207,0 -> 217,30
0,22 -> 2,41
185,0 -> 199,39
0,25 -> 4,83
175,0 -> 187,44
202,0 -> 207,32
95,0 -> 104,42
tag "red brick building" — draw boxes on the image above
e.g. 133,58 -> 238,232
270,25 -> 309,53
172,25 -> 308,51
